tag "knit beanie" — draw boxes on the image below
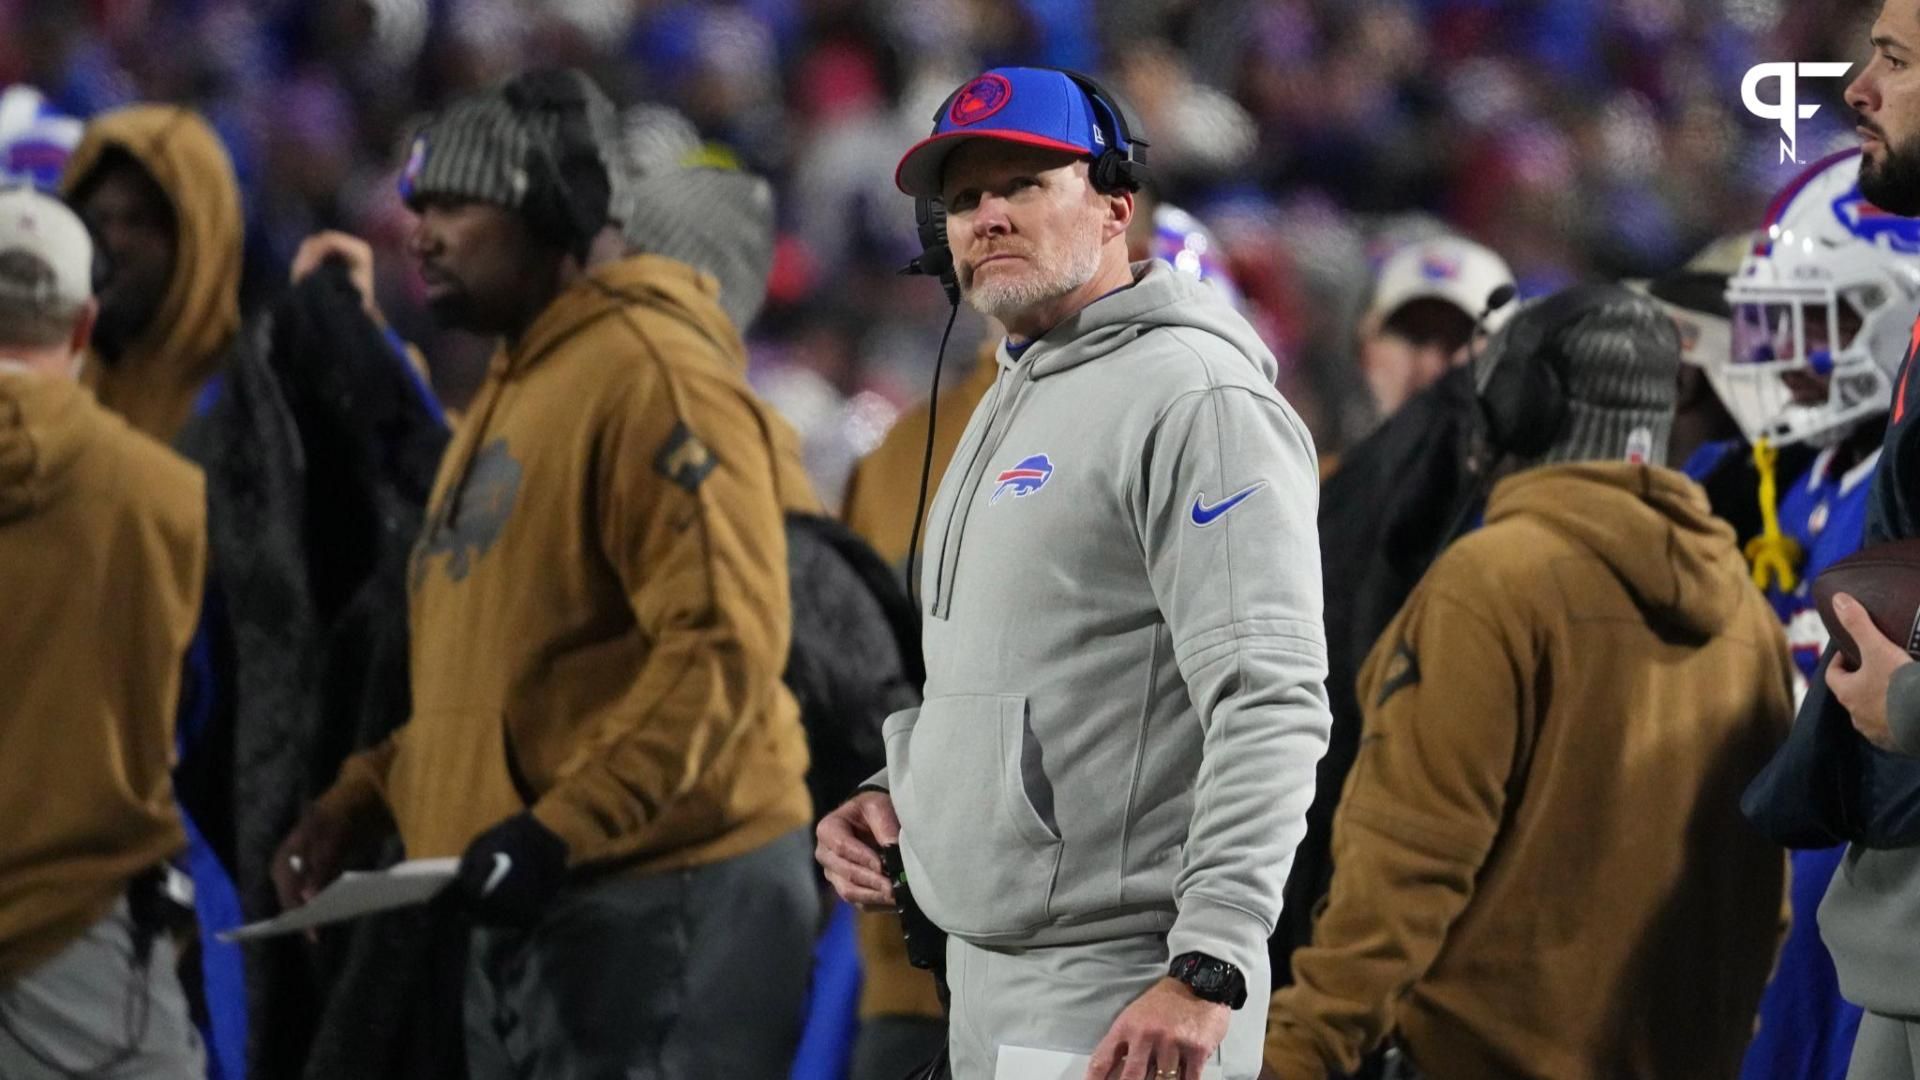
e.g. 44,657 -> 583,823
623,166 -> 777,332
1477,287 -> 1682,467
398,68 -> 629,255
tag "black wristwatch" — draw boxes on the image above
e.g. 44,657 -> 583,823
1168,951 -> 1247,1009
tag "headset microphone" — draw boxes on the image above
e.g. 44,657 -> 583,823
901,197 -> 959,307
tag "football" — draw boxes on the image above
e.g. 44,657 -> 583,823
1812,539 -> 1920,666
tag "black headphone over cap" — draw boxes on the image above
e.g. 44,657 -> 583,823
1475,283 -> 1633,460
903,68 -> 1150,305
501,70 -> 611,262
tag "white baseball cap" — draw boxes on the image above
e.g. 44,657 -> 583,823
1367,235 -> 1515,333
0,185 -> 92,312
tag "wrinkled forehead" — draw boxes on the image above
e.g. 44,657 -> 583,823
940,140 -> 1088,202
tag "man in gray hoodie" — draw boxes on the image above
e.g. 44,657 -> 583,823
814,66 -> 1331,1080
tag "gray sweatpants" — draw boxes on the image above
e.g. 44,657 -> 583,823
1849,1012 -> 1920,1079
0,899 -> 205,1080
946,933 -> 1271,1080
465,828 -> 820,1080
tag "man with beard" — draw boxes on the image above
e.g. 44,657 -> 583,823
1756,11 -> 1920,1077
814,67 -> 1331,1080
272,68 -> 820,1077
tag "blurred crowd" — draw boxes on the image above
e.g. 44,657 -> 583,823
0,0 -> 1889,493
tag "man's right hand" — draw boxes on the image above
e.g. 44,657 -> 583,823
815,790 -> 900,910
270,803 -> 356,912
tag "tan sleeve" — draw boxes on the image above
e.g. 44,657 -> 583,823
528,361 -> 795,864
312,736 -> 402,831
1265,576 -> 1528,1079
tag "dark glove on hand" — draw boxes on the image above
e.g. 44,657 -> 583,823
455,813 -> 569,926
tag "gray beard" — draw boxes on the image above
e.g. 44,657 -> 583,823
964,229 -> 1105,327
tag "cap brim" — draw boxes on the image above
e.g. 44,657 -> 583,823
1370,284 -> 1479,325
894,129 -> 1091,197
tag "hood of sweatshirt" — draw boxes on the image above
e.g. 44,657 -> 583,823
61,105 -> 243,442
0,370 -> 92,524
1486,462 -> 1748,636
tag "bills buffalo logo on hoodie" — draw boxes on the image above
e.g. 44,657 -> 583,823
992,453 -> 1054,503
411,437 -> 522,588
950,74 -> 1013,126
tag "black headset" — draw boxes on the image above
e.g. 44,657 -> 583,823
501,70 -> 611,262
903,68 -> 1150,305
1474,283 -> 1632,459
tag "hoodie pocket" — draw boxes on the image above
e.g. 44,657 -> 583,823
890,693 -> 1062,936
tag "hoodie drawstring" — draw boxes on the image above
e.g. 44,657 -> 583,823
1744,436 -> 1803,593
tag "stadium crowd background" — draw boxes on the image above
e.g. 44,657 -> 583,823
0,0 -> 1885,505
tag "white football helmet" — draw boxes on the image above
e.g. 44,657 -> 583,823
1719,148 -> 1920,447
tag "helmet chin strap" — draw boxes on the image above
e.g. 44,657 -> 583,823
1746,435 -> 1804,594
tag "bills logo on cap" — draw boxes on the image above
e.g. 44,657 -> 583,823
991,453 -> 1053,503
1419,252 -> 1460,281
399,135 -> 429,199
950,74 -> 1014,127
1833,184 -> 1920,254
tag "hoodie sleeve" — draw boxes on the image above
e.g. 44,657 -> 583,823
1137,384 -> 1332,980
1263,574 -> 1523,1079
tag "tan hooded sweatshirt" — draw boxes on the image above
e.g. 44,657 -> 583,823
316,255 -> 815,872
1266,463 -> 1792,1080
0,370 -> 204,981
61,105 -> 243,444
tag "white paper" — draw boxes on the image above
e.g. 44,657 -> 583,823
995,1045 -> 1225,1080
216,857 -> 459,942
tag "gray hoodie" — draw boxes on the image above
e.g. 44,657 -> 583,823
878,260 -> 1332,979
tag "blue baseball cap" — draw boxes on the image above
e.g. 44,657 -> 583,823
895,67 -> 1115,198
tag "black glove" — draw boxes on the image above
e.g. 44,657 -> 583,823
455,813 -> 569,926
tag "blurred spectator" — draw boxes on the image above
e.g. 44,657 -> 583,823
0,187 -> 207,1079
1356,234 -> 1514,422
62,105 -> 242,443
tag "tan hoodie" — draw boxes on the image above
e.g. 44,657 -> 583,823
61,106 -> 243,443
0,370 -> 205,980
316,255 -> 815,872
1267,463 -> 1792,1080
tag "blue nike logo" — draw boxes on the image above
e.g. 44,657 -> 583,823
1190,482 -> 1267,527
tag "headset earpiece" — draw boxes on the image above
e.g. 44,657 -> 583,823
502,71 -> 608,261
1060,70 -> 1149,195
1476,284 -> 1623,459
908,196 -> 959,305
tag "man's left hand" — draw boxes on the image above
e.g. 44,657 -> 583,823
1827,592 -> 1915,752
1085,977 -> 1231,1080
455,812 -> 570,926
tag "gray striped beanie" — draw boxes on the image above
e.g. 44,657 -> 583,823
1479,290 -> 1682,467
398,69 -> 629,241
623,167 -> 776,332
